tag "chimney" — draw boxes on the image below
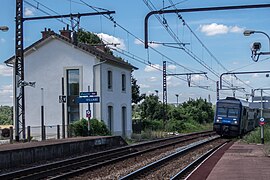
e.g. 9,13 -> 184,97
41,28 -> 54,38
59,25 -> 71,40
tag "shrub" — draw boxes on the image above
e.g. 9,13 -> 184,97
71,118 -> 110,137
90,119 -> 111,136
71,119 -> 88,136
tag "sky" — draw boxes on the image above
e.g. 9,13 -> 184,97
0,0 -> 270,106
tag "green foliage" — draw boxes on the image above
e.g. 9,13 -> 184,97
77,29 -> 112,54
141,119 -> 164,131
165,119 -> 185,132
243,125 -> 270,143
0,106 -> 13,125
90,119 -> 111,136
138,95 -> 214,125
71,118 -> 110,137
131,75 -> 145,105
71,119 -> 88,136
140,94 -> 163,120
132,96 -> 214,138
77,29 -> 102,45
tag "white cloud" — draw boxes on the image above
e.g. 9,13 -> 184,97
252,73 -> 259,78
97,33 -> 126,50
199,23 -> 244,36
245,80 -> 250,84
134,39 -> 160,48
149,77 -> 158,82
144,64 -> 161,72
1,38 -> 6,43
230,26 -> 244,33
139,84 -> 150,88
0,84 -> 13,106
192,74 -> 205,81
0,64 -> 12,77
168,64 -> 177,70
24,7 -> 35,16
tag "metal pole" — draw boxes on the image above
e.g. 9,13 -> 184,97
88,86 -> 91,136
216,81 -> 219,100
41,88 -> 45,141
27,126 -> 31,142
255,31 -> 270,51
61,77 -> 65,139
57,125 -> 60,139
9,126 -> 13,144
260,89 -> 264,144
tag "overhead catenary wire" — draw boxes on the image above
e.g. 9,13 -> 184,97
167,0 -> 253,92
143,0 -> 252,94
23,0 -> 241,97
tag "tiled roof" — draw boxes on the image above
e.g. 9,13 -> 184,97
4,31 -> 138,70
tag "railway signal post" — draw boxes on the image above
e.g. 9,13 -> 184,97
260,89 -> 264,144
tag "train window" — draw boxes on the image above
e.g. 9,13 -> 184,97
228,108 -> 238,118
217,107 -> 227,117
243,108 -> 247,116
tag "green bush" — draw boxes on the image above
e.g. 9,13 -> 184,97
90,119 -> 111,136
71,118 -> 110,137
165,119 -> 185,132
141,119 -> 164,131
243,125 -> 270,144
71,119 -> 88,136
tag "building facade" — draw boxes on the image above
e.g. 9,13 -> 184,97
5,28 -> 137,138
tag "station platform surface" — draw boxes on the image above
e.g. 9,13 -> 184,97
206,141 -> 270,180
0,136 -> 127,170
0,136 -> 110,151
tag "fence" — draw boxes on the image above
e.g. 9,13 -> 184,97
0,124 -> 82,144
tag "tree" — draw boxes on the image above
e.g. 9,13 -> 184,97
0,106 -> 13,125
131,75 -> 145,104
77,29 -> 112,54
77,29 -> 102,45
140,94 -> 163,120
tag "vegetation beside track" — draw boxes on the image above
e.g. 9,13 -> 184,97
242,124 -> 270,155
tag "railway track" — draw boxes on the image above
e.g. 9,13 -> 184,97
119,136 -> 227,179
0,130 -> 216,180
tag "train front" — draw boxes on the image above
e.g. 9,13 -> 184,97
213,99 -> 241,137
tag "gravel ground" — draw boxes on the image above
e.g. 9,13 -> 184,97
72,137 -> 224,180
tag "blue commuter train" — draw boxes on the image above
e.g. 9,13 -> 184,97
213,97 -> 259,137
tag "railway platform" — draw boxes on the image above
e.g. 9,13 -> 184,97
188,141 -> 270,180
0,136 -> 127,170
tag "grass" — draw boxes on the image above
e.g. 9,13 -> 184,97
127,122 -> 213,144
243,125 -> 270,144
242,125 -> 270,156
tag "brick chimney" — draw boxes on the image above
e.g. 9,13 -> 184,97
41,28 -> 54,38
59,25 -> 71,40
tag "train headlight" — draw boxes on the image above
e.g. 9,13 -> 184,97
216,119 -> 221,123
234,121 -> 238,124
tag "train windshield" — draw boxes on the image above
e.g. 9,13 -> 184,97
217,107 -> 227,117
217,103 -> 240,118
228,108 -> 239,118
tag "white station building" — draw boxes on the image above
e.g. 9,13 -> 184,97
5,28 -> 137,138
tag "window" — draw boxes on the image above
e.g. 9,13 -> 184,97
122,106 -> 127,136
217,107 -> 227,117
228,108 -> 239,118
108,105 -> 113,132
67,69 -> 80,123
122,74 -> 126,92
108,70 -> 112,90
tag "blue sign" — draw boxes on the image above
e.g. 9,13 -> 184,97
76,96 -> 100,103
80,91 -> 97,96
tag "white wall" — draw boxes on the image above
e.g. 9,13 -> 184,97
21,37 -> 132,138
99,63 -> 132,137
24,38 -> 97,127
